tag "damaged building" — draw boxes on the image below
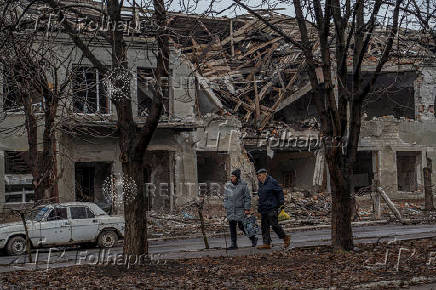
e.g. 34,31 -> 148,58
182,12 -> 436,200
0,6 -> 436,212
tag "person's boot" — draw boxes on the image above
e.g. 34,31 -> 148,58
257,244 -> 271,250
250,236 -> 258,247
227,242 -> 238,250
283,235 -> 291,248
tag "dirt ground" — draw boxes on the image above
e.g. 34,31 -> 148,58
1,238 -> 435,289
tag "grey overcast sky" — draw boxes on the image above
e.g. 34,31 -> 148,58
168,0 -> 295,17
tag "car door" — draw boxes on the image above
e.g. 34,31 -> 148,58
69,206 -> 99,243
38,207 -> 71,246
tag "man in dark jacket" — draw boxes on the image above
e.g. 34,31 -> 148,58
224,169 -> 258,250
256,168 -> 290,249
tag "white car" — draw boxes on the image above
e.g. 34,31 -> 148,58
0,202 -> 125,256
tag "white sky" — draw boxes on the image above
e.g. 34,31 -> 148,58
168,0 -> 295,17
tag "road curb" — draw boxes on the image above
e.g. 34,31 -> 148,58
150,218 -> 433,242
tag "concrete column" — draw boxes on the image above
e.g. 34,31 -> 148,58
56,135 -> 75,203
313,148 -> 325,190
168,151 -> 175,211
0,151 -> 5,212
174,148 -> 198,207
379,148 -> 398,194
372,151 -> 380,182
416,151 -> 425,190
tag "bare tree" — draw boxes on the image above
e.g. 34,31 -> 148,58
0,2 -> 72,202
37,0 -> 170,256
230,0 -> 414,250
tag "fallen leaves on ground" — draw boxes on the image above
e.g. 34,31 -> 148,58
1,238 -> 435,289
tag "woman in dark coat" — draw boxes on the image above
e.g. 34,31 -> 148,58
223,169 -> 258,249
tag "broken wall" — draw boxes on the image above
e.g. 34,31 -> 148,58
268,151 -> 316,190
415,66 -> 436,120
196,115 -> 257,194
360,117 -> 427,198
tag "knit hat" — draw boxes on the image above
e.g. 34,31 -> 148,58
231,169 -> 241,179
256,168 -> 267,175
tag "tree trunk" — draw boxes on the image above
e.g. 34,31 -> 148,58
18,64 -> 59,203
123,161 -> 148,256
330,181 -> 354,250
424,158 -> 434,210
46,0 -> 166,258
327,152 -> 354,251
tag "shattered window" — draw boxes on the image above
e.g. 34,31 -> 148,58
2,69 -> 45,113
137,67 -> 171,117
2,69 -> 20,112
4,151 -> 35,204
72,66 -> 109,114
4,151 -> 32,174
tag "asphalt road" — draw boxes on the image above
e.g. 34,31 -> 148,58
0,223 -> 435,273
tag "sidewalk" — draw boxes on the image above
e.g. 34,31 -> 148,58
0,223 -> 435,272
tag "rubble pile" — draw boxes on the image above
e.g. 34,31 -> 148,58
148,206 -> 228,238
355,198 -> 436,222
148,193 -> 436,239
283,190 -> 332,226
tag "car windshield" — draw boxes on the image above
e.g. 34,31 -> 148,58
27,206 -> 50,222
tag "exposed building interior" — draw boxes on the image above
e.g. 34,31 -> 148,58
197,151 -> 229,186
361,72 -> 417,120
352,151 -> 374,192
396,151 -> 421,192
75,162 -> 112,204
143,150 -> 171,209
248,150 -> 316,191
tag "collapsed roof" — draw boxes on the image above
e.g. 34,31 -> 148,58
6,2 -> 436,130
175,11 -> 436,130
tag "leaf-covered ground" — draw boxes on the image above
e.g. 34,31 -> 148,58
1,238 -> 435,289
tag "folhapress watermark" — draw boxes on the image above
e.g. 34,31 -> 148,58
9,247 -> 167,270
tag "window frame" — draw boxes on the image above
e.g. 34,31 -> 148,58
4,174 -> 34,204
72,66 -> 112,115
136,67 -> 172,117
2,68 -> 47,115
69,206 -> 95,220
46,207 -> 69,221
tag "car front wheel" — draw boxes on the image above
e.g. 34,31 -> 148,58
97,230 -> 118,248
6,236 -> 27,256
